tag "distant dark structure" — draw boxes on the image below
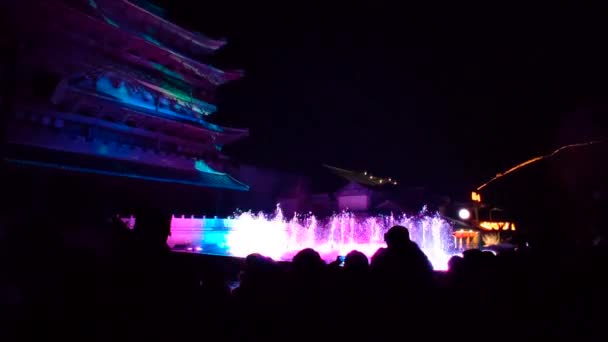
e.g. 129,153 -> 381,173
481,139 -> 607,249
279,164 -> 450,217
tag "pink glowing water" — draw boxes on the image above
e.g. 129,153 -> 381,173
168,206 -> 454,270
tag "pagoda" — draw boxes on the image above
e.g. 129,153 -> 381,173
2,0 -> 249,191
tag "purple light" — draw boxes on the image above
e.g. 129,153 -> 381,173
168,206 -> 454,270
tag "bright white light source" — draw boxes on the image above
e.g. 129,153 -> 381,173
458,208 -> 471,220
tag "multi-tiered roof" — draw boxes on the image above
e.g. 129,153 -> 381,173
4,0 -> 249,190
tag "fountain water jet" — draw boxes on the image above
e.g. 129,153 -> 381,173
168,205 -> 455,270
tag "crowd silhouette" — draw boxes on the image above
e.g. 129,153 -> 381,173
1,209 -> 607,340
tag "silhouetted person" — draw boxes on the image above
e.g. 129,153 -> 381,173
370,225 -> 434,317
448,254 -> 464,271
120,209 -> 180,339
344,250 -> 369,274
233,254 -> 286,338
235,253 -> 279,306
292,248 -> 325,276
287,248 -> 331,332
339,250 -> 371,317
328,255 -> 343,270
371,225 -> 433,283
445,255 -> 464,288
198,262 -> 231,330
132,209 -> 172,255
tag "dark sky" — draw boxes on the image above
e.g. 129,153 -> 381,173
156,0 -> 607,198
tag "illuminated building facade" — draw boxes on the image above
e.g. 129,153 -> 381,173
2,0 -> 248,191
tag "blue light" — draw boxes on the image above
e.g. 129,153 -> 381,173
98,145 -> 109,155
5,158 -> 250,191
94,76 -> 222,132
194,160 -> 223,174
103,15 -> 120,28
150,62 -> 185,81
142,34 -> 162,47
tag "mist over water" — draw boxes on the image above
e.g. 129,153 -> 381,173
174,206 -> 455,270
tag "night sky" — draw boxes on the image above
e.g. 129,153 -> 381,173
157,0 -> 607,198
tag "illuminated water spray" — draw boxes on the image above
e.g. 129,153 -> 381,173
168,205 -> 454,270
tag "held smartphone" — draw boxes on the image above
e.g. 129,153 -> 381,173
338,255 -> 345,267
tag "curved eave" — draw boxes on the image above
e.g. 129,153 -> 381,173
163,54 -> 243,86
16,105 -> 217,155
323,164 -> 398,187
93,0 -> 243,85
3,144 -> 250,191
61,86 -> 247,143
37,1 -> 239,87
214,127 -> 249,146
67,85 -> 223,132
137,34 -> 241,86
324,165 -> 381,186
101,0 -> 227,53
134,79 -> 217,114
27,41 -> 218,106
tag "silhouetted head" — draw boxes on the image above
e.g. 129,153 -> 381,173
245,253 -> 275,272
133,208 -> 171,251
448,255 -> 463,271
245,253 -> 264,265
384,225 -> 411,248
292,248 -> 325,274
463,248 -> 483,260
344,250 -> 369,273
482,250 -> 496,259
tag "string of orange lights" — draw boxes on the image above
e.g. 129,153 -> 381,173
476,139 -> 605,192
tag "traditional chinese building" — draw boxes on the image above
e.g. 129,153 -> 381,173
2,0 -> 249,204
278,164 -> 444,216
